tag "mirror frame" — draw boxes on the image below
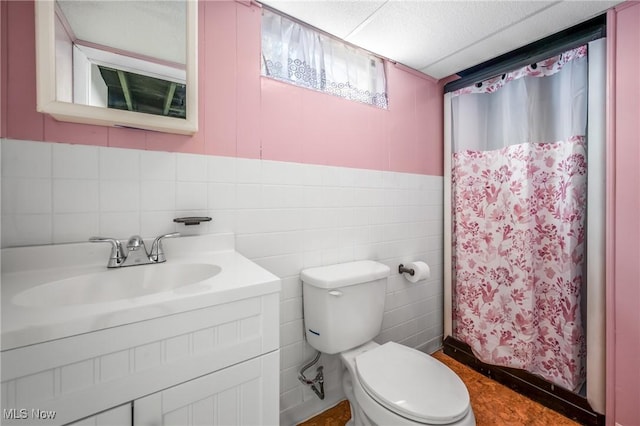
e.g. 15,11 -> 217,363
35,0 -> 198,135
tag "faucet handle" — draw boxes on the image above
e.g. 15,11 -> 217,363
89,237 -> 125,268
150,232 -> 180,262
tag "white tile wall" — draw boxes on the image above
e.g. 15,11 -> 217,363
0,138 -> 445,425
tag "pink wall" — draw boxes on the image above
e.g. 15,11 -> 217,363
1,0 -> 7,137
4,0 -> 640,422
607,2 -> 640,426
0,0 -> 443,176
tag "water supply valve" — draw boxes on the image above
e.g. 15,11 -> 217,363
298,351 -> 325,400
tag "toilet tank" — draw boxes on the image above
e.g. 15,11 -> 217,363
301,260 -> 390,354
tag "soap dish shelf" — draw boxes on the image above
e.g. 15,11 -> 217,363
173,216 -> 212,226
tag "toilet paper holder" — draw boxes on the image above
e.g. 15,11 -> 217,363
398,264 -> 415,276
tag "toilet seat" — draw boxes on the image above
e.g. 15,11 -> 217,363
355,342 -> 470,424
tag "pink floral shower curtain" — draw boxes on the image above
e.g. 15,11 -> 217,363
451,46 -> 588,391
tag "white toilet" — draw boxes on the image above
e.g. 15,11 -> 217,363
301,260 -> 476,426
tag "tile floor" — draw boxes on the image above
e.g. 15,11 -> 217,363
299,351 -> 581,426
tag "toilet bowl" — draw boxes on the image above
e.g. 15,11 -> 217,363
340,341 -> 475,426
301,260 -> 476,426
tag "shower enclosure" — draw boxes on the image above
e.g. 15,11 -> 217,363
443,36 -> 606,423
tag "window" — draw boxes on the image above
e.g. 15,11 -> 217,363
72,44 -> 187,118
261,9 -> 388,109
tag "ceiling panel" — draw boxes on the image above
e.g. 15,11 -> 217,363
261,0 -> 622,80
261,0 -> 386,39
420,0 -> 620,78
346,1 -> 554,71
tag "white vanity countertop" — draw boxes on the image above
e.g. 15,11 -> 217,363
1,234 -> 281,351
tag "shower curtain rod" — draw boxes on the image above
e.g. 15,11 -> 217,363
444,15 -> 606,94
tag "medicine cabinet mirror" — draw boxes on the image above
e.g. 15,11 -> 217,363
35,0 -> 198,135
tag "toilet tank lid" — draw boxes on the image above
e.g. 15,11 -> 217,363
301,260 -> 390,289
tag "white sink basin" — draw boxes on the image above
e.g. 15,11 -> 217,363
12,263 -> 221,307
2,234 -> 281,351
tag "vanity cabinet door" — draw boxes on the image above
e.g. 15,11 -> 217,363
134,351 -> 278,426
66,403 -> 131,426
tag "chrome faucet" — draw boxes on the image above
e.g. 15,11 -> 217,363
90,232 -> 180,268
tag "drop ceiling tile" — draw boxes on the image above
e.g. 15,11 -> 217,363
261,0 -> 622,81
345,1 -> 554,70
421,0 -> 621,79
260,0 -> 386,39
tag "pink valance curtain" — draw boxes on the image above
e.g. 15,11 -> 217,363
450,46 -> 588,391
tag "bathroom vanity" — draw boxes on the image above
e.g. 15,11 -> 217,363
1,234 -> 280,426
